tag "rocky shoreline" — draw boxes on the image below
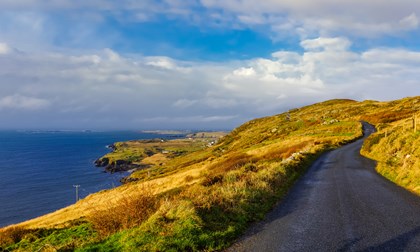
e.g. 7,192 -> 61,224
94,157 -> 149,173
94,142 -> 147,176
94,132 -> 227,183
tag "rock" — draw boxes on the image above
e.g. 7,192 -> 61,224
120,177 -> 139,184
115,159 -> 128,166
104,160 -> 130,173
105,144 -> 116,150
103,161 -> 150,173
94,157 -> 109,167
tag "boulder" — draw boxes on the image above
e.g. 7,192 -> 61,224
94,157 -> 109,167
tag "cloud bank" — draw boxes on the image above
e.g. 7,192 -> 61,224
0,1 -> 419,129
1,36 -> 419,129
2,0 -> 419,42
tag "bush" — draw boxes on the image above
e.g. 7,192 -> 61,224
0,226 -> 29,247
87,187 -> 159,237
261,141 -> 310,161
207,152 -> 255,174
201,174 -> 224,187
184,175 -> 194,182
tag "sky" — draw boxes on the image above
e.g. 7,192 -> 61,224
1,0 -> 420,130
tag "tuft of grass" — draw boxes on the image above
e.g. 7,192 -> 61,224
87,186 -> 160,237
206,152 -> 256,175
0,226 -> 29,247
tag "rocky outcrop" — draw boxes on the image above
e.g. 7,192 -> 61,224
95,158 -> 149,174
120,176 -> 140,184
94,157 -> 109,167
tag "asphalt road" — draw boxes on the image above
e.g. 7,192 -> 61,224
228,122 -> 420,252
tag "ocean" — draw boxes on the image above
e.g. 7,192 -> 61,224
0,130 -> 174,228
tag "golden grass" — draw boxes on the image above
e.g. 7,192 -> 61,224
4,96 -> 420,251
87,186 -> 159,237
142,153 -> 168,165
99,137 -> 216,168
15,161 -> 209,229
0,226 -> 28,247
361,116 -> 420,195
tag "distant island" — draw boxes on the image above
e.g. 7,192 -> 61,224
140,130 -> 191,135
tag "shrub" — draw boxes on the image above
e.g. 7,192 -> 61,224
207,152 -> 255,174
184,175 -> 194,182
0,226 -> 29,247
262,141 -> 310,161
87,187 -> 159,237
243,163 -> 258,172
201,174 -> 224,187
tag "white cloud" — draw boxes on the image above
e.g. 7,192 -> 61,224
222,36 -> 420,108
103,48 -> 120,62
2,2 -> 420,129
201,0 -> 420,38
0,43 -> 12,54
140,115 -> 238,123
362,48 -> 420,64
1,37 -> 420,129
173,99 -> 198,108
399,13 -> 419,30
146,56 -> 191,73
232,67 -> 256,77
271,51 -> 300,63
1,0 -> 419,41
0,94 -> 50,110
300,37 -> 351,51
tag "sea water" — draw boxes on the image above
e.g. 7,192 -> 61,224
0,131 -> 173,228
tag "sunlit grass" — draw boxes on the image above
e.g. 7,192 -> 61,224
362,118 -> 420,195
2,96 -> 419,251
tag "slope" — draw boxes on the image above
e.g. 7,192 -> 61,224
1,97 -> 419,251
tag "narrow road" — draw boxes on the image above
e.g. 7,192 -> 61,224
229,122 -> 420,252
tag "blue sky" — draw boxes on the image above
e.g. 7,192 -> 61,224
0,0 -> 420,130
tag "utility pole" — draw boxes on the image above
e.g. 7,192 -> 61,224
73,185 -> 80,202
413,100 -> 418,133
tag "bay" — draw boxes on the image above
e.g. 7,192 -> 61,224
0,130 -> 174,228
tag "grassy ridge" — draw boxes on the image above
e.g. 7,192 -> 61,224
359,97 -> 420,195
362,118 -> 420,195
96,132 -> 226,171
1,97 -> 419,251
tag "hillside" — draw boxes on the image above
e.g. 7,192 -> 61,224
1,97 -> 419,251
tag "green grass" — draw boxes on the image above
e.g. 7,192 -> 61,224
98,137 -> 215,169
2,221 -> 97,252
2,96 -> 419,251
78,148 -> 327,252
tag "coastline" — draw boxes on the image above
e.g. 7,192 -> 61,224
94,132 -> 228,183
5,131 -> 227,230
0,131 -> 185,229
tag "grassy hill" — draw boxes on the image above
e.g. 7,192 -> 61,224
1,97 -> 419,251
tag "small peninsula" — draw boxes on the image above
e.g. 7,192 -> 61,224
95,132 -> 228,182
